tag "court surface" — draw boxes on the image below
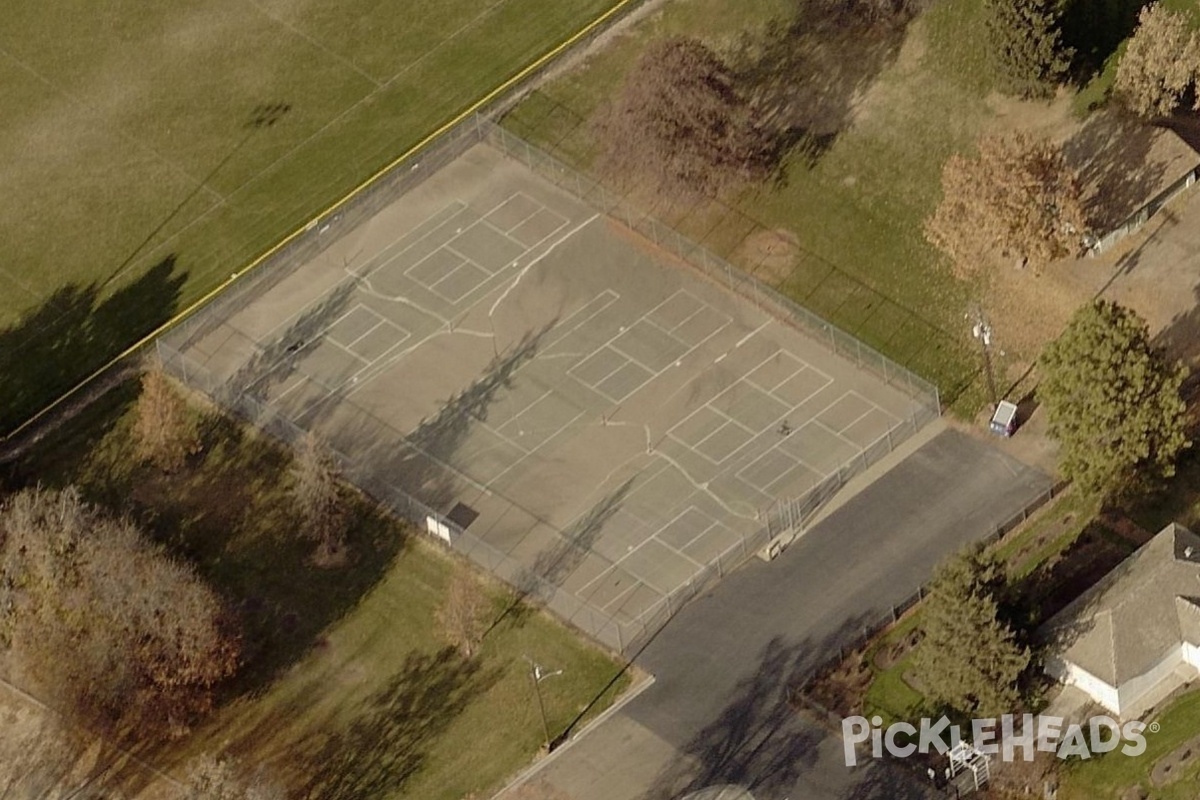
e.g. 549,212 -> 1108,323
168,143 -> 935,650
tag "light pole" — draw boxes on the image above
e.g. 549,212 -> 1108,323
526,657 -> 563,752
968,307 -> 999,409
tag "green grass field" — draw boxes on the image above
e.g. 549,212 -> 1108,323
1060,688 -> 1200,799
4,381 -> 630,799
501,0 -> 1003,410
0,0 -> 622,433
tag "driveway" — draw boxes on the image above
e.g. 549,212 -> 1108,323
503,427 -> 1053,800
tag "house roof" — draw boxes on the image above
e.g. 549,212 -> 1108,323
1065,114 -> 1200,230
1043,524 -> 1200,686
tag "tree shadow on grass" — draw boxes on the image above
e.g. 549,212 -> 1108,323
1009,519 -> 1137,631
1059,0 -> 1149,82
245,647 -> 502,799
730,0 -> 922,177
0,255 -> 185,437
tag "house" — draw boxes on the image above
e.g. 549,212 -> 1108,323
1080,122 -> 1200,255
1042,523 -> 1200,719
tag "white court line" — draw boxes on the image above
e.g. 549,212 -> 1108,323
835,389 -> 901,433
736,319 -> 771,348
537,289 -> 621,354
428,260 -> 490,304
371,191 -> 538,282
569,292 -> 731,404
357,201 -> 470,279
485,408 -> 587,487
481,388 -> 554,453
489,213 -> 600,317
569,347 -> 630,391
741,351 -> 807,395
343,320 -> 384,348
736,446 -> 804,493
486,192 -> 542,233
651,505 -> 723,560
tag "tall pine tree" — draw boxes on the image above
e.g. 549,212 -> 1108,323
984,0 -> 1073,98
1038,300 -> 1189,499
914,546 -> 1029,719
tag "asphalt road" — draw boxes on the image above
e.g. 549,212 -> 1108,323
519,427 -> 1053,800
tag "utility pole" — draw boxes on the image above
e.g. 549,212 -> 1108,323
968,307 -> 999,409
525,657 -> 563,752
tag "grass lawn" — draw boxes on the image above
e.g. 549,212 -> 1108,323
0,0 -> 623,433
501,0 -> 1008,411
2,379 -> 630,800
1059,688 -> 1200,800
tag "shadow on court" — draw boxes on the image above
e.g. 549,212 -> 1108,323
0,256 -> 184,437
333,322 -> 555,514
226,278 -> 360,404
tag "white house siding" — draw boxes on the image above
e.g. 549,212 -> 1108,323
1116,646 -> 1196,718
1184,641 -> 1200,669
1046,655 -> 1120,713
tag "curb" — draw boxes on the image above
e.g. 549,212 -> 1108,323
490,670 -> 657,798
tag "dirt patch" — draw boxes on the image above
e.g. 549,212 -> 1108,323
736,228 -> 799,284
1152,732 -> 1200,787
848,15 -> 928,128
984,260 -> 1088,370
984,89 -> 1078,143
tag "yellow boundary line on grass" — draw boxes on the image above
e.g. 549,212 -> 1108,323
2,0 -> 636,443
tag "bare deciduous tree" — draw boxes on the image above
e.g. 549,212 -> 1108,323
593,36 -> 776,199
134,367 -> 200,472
290,432 -> 348,565
0,487 -> 240,738
1115,3 -> 1200,118
925,132 -> 1087,276
435,565 -> 490,658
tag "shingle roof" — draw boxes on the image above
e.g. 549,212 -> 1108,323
1043,524 -> 1200,686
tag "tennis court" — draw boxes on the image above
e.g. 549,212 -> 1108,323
162,137 -> 937,652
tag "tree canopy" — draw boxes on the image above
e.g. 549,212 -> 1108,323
594,36 -> 775,199
925,132 -> 1086,276
984,0 -> 1073,99
913,545 -> 1030,719
0,487 -> 240,736
1038,300 -> 1189,498
1115,3 -> 1200,118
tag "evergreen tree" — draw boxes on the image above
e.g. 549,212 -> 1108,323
984,0 -> 1073,99
1038,300 -> 1189,498
914,546 -> 1030,719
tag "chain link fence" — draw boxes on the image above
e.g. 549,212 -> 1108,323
159,114 -> 943,654
796,480 -> 1067,690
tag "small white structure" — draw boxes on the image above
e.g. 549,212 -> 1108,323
989,400 -> 1018,437
1041,524 -> 1200,719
